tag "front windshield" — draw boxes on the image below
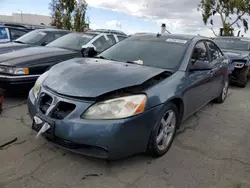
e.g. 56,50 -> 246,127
16,30 -> 47,44
46,33 -> 97,50
214,38 -> 250,51
97,37 -> 190,70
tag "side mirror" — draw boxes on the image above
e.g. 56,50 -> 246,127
189,60 -> 212,71
81,47 -> 98,57
41,41 -> 49,46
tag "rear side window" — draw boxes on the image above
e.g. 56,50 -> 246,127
9,28 -> 27,40
206,41 -> 223,61
93,36 -> 109,52
117,36 -> 126,41
107,35 -> 116,46
0,28 -> 8,39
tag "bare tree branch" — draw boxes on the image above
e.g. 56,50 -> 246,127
229,11 -> 247,27
211,28 -> 218,36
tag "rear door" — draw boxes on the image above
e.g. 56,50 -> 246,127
205,40 -> 228,98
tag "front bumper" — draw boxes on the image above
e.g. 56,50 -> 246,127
28,88 -> 163,160
0,74 -> 39,90
229,66 -> 249,84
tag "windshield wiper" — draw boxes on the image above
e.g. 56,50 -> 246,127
14,41 -> 25,44
126,61 -> 137,64
96,56 -> 118,61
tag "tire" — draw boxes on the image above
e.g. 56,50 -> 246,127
238,67 -> 249,88
238,76 -> 247,88
213,77 -> 229,103
147,102 -> 178,157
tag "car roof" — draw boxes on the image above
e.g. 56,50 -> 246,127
33,28 -> 70,32
129,33 -> 206,41
215,36 -> 250,40
0,25 -> 30,31
88,29 -> 127,36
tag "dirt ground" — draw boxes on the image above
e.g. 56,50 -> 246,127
0,85 -> 250,188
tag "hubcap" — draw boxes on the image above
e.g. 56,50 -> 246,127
222,79 -> 229,100
156,110 -> 176,151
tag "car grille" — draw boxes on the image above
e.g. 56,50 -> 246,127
39,93 -> 53,114
38,93 -> 76,120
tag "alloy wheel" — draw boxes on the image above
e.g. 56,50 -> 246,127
222,79 -> 229,100
156,110 -> 176,151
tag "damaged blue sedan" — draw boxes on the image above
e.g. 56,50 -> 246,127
28,34 -> 230,160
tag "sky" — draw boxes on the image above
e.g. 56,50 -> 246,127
0,0 -> 249,37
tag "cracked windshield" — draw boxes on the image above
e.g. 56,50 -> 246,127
0,0 -> 250,188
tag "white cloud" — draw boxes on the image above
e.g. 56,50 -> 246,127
106,20 -> 122,28
86,0 -> 250,37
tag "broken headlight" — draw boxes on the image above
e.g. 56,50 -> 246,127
33,71 -> 50,99
234,61 -> 246,68
81,94 -> 147,120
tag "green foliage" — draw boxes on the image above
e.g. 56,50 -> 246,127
74,0 -> 87,32
198,0 -> 250,36
49,0 -> 87,31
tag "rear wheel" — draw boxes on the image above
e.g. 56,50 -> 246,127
147,102 -> 178,157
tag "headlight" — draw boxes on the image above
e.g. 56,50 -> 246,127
33,71 -> 50,98
82,94 -> 147,120
234,61 -> 245,68
0,66 -> 29,75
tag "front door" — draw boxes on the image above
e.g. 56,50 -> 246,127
183,41 -> 214,116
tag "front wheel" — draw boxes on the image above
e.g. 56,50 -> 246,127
147,102 -> 178,157
213,77 -> 229,103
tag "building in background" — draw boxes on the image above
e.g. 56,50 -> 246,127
0,13 -> 51,26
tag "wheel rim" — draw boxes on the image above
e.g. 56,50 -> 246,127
156,110 -> 176,151
222,79 -> 229,100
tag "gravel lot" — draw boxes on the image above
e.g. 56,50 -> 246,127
0,85 -> 250,188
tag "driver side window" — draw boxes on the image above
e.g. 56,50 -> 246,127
191,42 -> 209,63
92,36 -> 108,53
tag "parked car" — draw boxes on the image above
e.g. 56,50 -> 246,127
214,36 -> 250,87
28,34 -> 230,160
0,31 -> 127,90
0,25 -> 30,43
0,29 -> 71,54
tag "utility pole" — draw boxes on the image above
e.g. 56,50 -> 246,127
17,9 -> 23,23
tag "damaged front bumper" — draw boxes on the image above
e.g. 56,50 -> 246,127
28,87 -> 163,160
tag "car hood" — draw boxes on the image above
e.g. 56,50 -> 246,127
0,42 -> 32,54
0,46 -> 77,66
43,58 -> 166,98
222,49 -> 249,59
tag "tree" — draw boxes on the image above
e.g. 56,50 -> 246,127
198,0 -> 250,36
49,0 -> 87,30
61,0 -> 75,30
49,0 -> 63,28
74,0 -> 87,31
